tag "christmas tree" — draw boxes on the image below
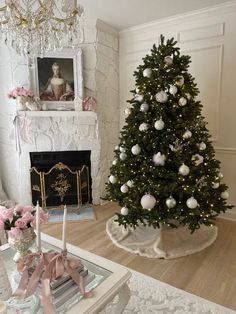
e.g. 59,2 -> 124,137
105,36 -> 233,232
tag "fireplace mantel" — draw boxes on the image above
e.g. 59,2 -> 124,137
17,110 -> 97,119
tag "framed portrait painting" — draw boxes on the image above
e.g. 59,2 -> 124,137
30,49 -> 83,110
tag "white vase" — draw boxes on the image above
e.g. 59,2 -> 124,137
16,96 -> 27,111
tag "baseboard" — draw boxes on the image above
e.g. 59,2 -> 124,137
219,210 -> 236,222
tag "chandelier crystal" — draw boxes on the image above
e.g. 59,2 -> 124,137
0,0 -> 84,56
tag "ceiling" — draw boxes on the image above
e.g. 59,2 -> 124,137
78,0 -> 231,30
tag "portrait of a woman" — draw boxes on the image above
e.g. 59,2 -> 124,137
37,57 -> 75,102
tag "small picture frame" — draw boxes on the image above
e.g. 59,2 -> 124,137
30,49 -> 83,111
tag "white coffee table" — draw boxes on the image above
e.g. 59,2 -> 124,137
1,232 -> 131,313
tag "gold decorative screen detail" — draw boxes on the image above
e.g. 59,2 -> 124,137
30,162 -> 90,210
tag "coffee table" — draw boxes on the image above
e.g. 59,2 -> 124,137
0,232 -> 132,313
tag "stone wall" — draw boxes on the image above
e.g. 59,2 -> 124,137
0,19 -> 119,205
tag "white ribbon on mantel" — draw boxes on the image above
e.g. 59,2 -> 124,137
11,113 -> 33,154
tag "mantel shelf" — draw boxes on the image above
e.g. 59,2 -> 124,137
17,110 -> 97,118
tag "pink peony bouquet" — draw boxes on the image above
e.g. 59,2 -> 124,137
0,204 -> 49,238
8,87 -> 34,99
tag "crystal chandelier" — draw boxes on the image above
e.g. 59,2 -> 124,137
0,0 -> 84,56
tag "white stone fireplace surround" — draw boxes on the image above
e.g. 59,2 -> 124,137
18,111 -> 101,205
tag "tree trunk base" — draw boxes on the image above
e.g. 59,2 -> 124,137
106,216 -> 217,259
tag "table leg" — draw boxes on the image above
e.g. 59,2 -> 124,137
114,283 -> 131,314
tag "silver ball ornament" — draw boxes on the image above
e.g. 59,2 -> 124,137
212,182 -> 219,189
119,152 -> 127,161
154,119 -> 165,130
131,144 -> 141,155
120,146 -> 126,152
121,207 -> 129,215
140,102 -> 149,112
199,142 -> 206,150
186,197 -> 198,209
120,184 -> 129,193
156,90 -> 168,103
169,85 -> 178,95
112,159 -> 118,166
141,194 -> 156,210
164,56 -> 173,66
183,130 -> 192,139
143,68 -> 152,78
109,175 -> 117,184
179,97 -> 187,106
166,197 -> 177,208
221,191 -> 229,199
179,164 -> 190,176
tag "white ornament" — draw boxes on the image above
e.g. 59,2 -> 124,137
135,87 -> 140,94
139,123 -> 149,131
112,160 -> 118,166
156,90 -> 168,103
109,175 -> 117,184
120,184 -> 129,193
175,75 -> 184,86
192,154 -> 204,166
120,146 -> 126,152
143,68 -> 152,77
135,94 -> 144,102
125,108 -> 131,116
179,164 -> 190,176
186,197 -> 198,209
198,142 -> 206,150
115,145 -> 119,150
166,196 -> 176,208
119,152 -> 127,161
127,180 -> 134,188
140,102 -> 149,112
121,207 -> 129,215
164,56 -> 173,66
186,93 -> 191,100
141,194 -> 156,209
212,182 -> 220,189
131,144 -> 141,155
154,119 -> 165,130
169,85 -> 178,95
183,130 -> 192,139
179,97 -> 187,106
221,191 -> 229,199
153,152 -> 166,166
218,172 -> 224,179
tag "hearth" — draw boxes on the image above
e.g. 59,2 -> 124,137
30,151 -> 92,208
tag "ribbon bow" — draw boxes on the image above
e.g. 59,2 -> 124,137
41,250 -> 93,314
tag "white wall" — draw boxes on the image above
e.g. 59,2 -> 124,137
119,1 -> 236,220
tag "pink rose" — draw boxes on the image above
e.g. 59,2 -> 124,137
14,204 -> 24,214
15,218 -> 27,229
0,219 -> 4,231
8,227 -> 21,238
22,206 -> 34,214
22,212 -> 34,223
1,208 -> 14,222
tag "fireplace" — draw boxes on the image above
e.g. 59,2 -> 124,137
30,151 -> 92,208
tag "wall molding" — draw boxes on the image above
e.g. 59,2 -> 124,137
215,147 -> 236,154
119,1 -> 236,37
220,209 -> 236,221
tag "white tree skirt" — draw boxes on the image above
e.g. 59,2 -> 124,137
106,216 -> 217,259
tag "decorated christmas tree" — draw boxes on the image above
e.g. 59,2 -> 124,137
105,36 -> 233,233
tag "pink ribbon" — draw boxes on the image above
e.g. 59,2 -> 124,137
41,250 -> 93,314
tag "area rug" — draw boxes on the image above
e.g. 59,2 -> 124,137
47,205 -> 95,223
101,269 -> 235,314
106,216 -> 217,259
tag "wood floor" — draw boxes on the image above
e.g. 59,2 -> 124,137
42,202 -> 236,311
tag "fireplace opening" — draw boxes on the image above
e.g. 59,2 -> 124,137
30,151 -> 92,208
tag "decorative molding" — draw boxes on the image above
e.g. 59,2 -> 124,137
182,44 -> 223,142
219,209 -> 236,221
215,147 -> 236,154
177,23 -> 224,43
119,1 -> 236,37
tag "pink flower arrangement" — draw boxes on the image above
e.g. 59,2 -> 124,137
0,204 -> 49,238
8,87 -> 34,99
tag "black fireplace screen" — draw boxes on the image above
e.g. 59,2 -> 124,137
30,151 -> 92,209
